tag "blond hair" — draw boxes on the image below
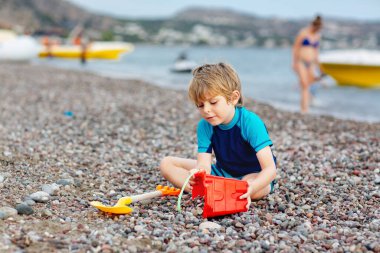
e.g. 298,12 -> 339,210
188,62 -> 243,107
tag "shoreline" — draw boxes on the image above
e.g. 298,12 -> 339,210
32,57 -> 380,124
0,62 -> 379,252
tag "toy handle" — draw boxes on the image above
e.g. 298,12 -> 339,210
156,185 -> 181,196
130,190 -> 163,202
129,185 -> 180,202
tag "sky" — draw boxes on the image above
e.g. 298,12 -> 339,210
67,0 -> 380,21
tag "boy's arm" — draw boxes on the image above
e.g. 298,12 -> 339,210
196,153 -> 212,174
251,146 -> 276,191
189,153 -> 212,189
241,146 -> 277,199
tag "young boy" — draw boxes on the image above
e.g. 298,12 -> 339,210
160,63 -> 276,209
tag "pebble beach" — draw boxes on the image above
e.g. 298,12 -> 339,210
0,62 -> 379,252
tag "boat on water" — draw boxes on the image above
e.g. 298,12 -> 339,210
39,41 -> 134,60
170,52 -> 197,73
0,29 -> 41,61
320,50 -> 380,88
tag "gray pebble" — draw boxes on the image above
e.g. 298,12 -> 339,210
41,209 -> 53,217
16,203 -> 34,215
199,221 -> 222,231
23,198 -> 36,206
42,183 -> 60,196
30,191 -> 50,203
56,178 -> 74,186
0,207 -> 18,219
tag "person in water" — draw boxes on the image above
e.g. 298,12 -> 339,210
292,15 -> 323,113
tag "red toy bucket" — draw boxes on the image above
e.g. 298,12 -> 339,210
192,171 -> 248,218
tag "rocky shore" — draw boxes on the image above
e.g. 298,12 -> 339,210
0,62 -> 379,252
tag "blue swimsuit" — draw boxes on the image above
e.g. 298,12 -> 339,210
197,106 -> 276,178
302,38 -> 319,48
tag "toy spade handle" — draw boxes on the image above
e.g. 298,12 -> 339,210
156,185 -> 181,196
130,190 -> 163,203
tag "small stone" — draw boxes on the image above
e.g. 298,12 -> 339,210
260,240 -> 270,250
108,190 -> 117,197
278,204 -> 286,212
296,221 -> 313,236
265,213 -> 273,223
56,178 -> 74,186
24,198 -> 36,206
0,207 -> 18,219
16,203 -> 34,215
30,191 -> 50,203
234,222 -> 244,228
3,151 -> 12,157
199,221 -> 221,231
134,225 -> 144,232
42,183 -> 60,196
41,209 -> 53,217
26,231 -> 41,243
236,239 -> 246,247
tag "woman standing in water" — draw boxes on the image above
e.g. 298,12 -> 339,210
292,16 -> 323,114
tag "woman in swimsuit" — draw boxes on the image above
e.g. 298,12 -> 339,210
292,16 -> 322,113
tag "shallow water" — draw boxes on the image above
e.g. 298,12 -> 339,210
34,45 -> 380,123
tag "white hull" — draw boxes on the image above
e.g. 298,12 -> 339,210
0,36 -> 41,61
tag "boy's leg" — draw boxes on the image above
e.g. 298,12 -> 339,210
241,173 -> 271,200
159,156 -> 197,192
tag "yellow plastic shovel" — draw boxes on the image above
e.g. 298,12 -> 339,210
90,185 -> 180,214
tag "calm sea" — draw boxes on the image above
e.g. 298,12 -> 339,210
35,45 -> 380,123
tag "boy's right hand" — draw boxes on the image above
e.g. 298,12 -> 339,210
188,168 -> 204,189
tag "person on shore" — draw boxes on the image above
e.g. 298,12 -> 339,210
69,26 -> 89,65
292,15 -> 323,113
160,63 -> 277,209
80,36 -> 89,65
42,36 -> 53,58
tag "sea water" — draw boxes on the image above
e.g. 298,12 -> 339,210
35,45 -> 380,123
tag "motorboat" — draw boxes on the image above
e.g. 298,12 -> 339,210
0,29 -> 41,61
320,50 -> 380,88
39,41 -> 134,60
170,52 -> 197,73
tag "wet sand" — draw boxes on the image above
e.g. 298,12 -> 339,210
0,62 -> 379,252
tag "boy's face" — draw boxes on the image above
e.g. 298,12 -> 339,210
197,92 -> 239,126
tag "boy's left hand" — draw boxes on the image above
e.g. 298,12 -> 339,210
239,184 -> 254,210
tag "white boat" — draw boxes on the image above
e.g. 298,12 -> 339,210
171,60 -> 198,73
0,29 -> 16,42
0,30 -> 41,61
170,52 -> 197,73
320,50 -> 380,88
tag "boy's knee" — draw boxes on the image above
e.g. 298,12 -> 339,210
251,184 -> 271,200
159,156 -> 174,174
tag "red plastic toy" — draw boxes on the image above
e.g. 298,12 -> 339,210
192,171 -> 248,218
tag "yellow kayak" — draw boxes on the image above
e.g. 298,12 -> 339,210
39,41 -> 134,60
320,50 -> 380,89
